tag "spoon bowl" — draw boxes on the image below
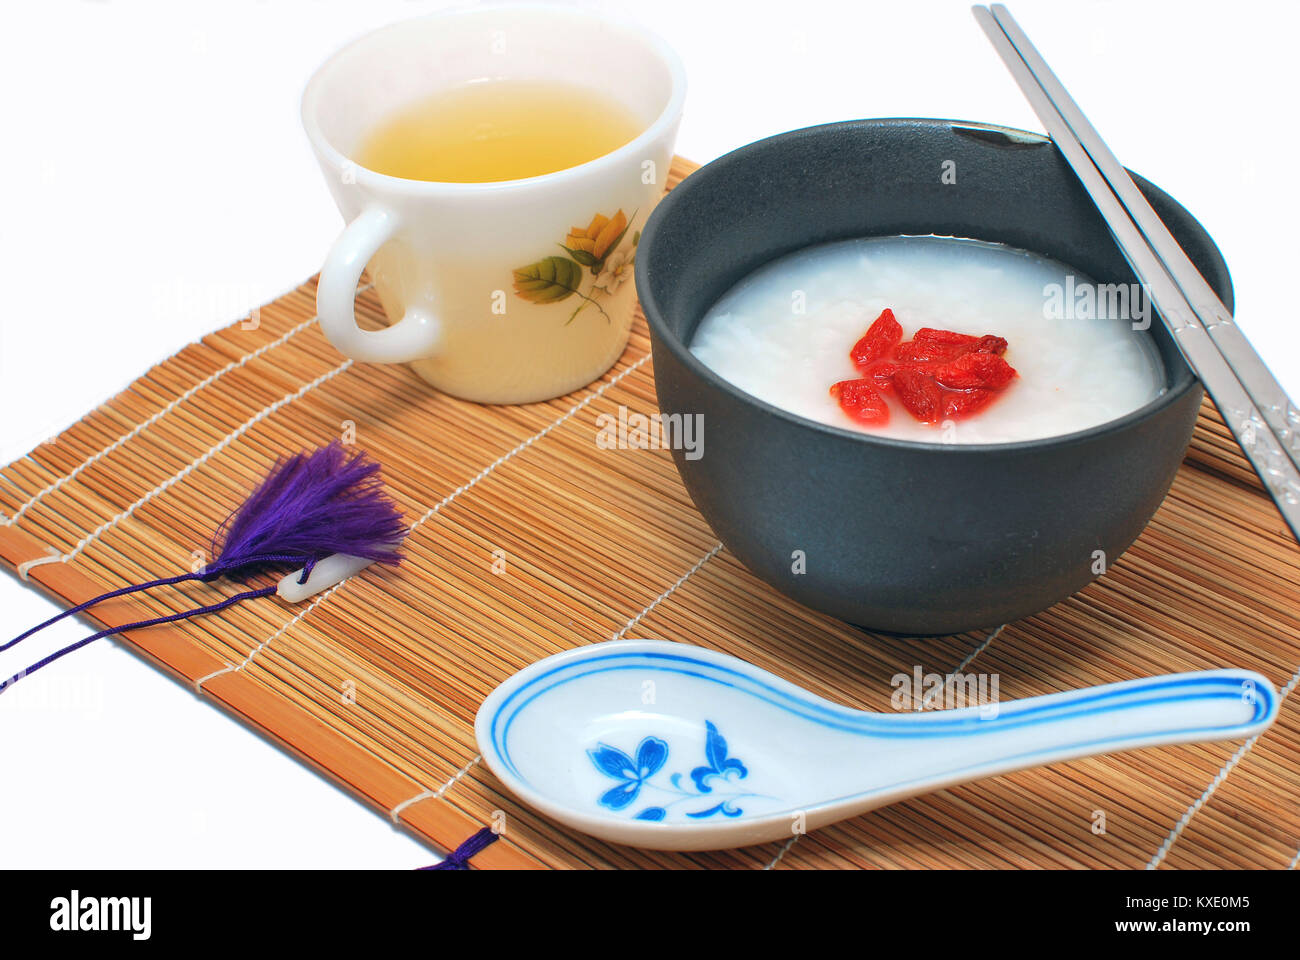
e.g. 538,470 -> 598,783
476,639 -> 1277,850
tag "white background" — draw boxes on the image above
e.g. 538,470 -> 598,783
0,0 -> 1295,868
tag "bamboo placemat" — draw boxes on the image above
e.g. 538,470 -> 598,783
2,157 -> 1297,869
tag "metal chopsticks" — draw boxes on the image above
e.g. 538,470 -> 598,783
973,3 -> 1300,542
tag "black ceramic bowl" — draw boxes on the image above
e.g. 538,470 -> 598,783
636,119 -> 1232,635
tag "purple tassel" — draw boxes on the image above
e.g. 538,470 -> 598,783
212,442 -> 407,580
418,827 -> 500,870
1,442 -> 405,693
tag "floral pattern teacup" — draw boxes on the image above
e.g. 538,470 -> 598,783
302,5 -> 685,404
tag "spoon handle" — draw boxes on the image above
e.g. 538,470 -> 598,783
912,669 -> 1275,782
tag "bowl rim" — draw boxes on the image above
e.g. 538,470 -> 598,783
637,117 -> 1213,456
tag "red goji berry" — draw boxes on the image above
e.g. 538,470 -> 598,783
941,388 -> 997,419
850,308 -> 903,370
892,338 -> 973,364
892,368 -> 945,423
930,352 -> 1017,390
897,328 -> 1008,363
863,360 -> 902,392
913,328 -> 982,345
836,312 -> 1015,427
830,378 -> 890,425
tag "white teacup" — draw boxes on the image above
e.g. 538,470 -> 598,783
301,4 -> 685,404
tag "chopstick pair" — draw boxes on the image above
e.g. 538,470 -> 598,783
973,4 -> 1300,542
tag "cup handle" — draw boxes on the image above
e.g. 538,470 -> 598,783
316,205 -> 440,363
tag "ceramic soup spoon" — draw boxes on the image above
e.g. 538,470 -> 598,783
475,639 -> 1277,851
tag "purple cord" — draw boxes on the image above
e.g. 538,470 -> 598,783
419,827 -> 499,870
0,584 -> 277,694
0,553 -> 308,654
2,442 -> 405,694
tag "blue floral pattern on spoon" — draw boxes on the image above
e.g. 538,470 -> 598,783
587,721 -> 767,821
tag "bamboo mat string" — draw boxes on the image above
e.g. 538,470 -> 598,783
195,579 -> 347,692
1147,659 -> 1300,869
403,353 -> 652,535
16,546 -> 60,580
764,834 -> 800,870
60,359 -> 354,563
951,624 -> 1006,675
611,541 -> 723,641
200,352 -> 656,697
391,755 -> 482,824
764,621 -> 1009,869
2,283 -> 370,527
390,535 -> 724,820
1147,735 -> 1262,871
